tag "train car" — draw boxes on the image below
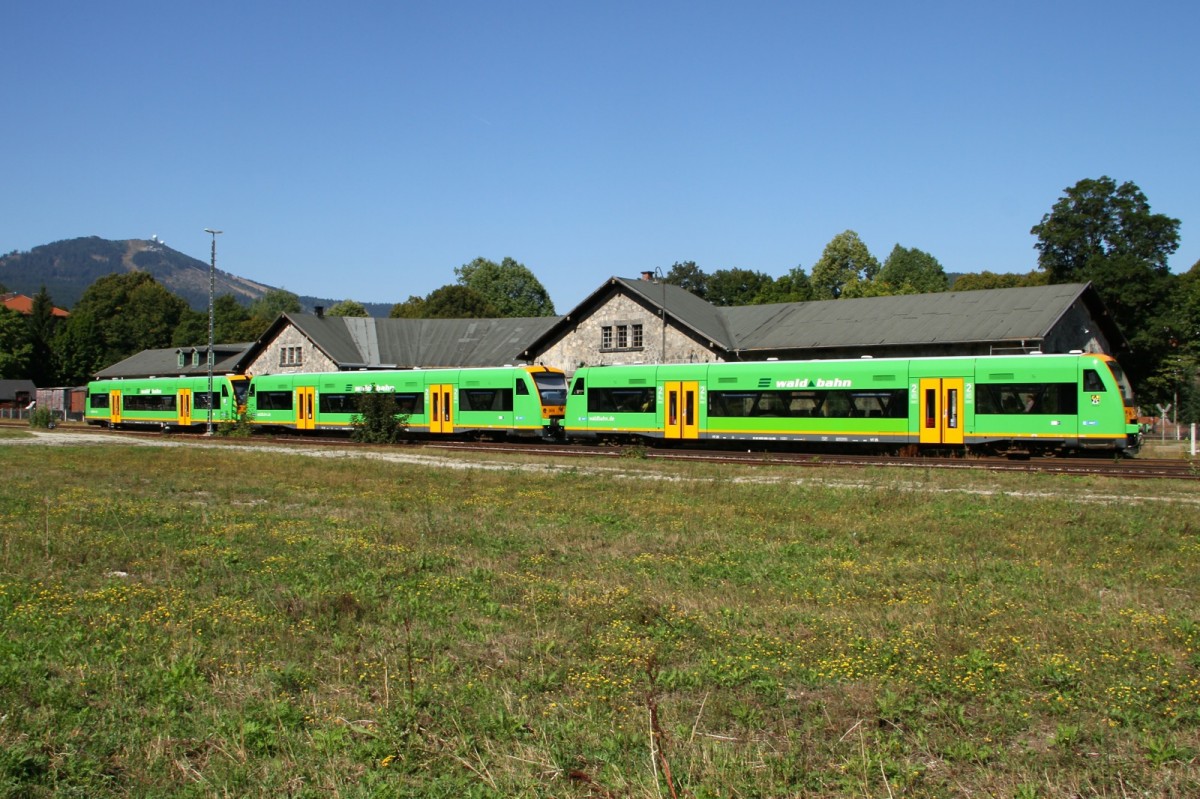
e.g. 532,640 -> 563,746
85,375 -> 249,430
246,365 -> 567,439
564,353 -> 1140,454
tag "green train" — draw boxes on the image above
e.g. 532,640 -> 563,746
564,353 -> 1140,455
245,365 -> 567,438
85,375 -> 250,430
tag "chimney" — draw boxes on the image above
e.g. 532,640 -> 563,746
640,271 -> 654,281
314,306 -> 324,319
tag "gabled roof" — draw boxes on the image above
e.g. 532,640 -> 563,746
617,278 -> 733,347
239,313 -> 562,371
0,379 -> 37,400
518,277 -> 735,358
520,279 -> 1124,358
96,343 -> 254,379
723,283 -> 1116,353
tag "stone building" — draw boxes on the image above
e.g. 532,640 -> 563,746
520,277 -> 1125,371
91,279 -> 1127,379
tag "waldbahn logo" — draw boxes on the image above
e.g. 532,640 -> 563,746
774,378 -> 853,389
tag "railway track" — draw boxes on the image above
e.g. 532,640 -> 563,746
9,422 -> 1198,481
424,440 -> 1200,480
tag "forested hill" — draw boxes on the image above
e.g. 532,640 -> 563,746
0,236 -> 377,313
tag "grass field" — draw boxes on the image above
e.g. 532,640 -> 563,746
0,438 -> 1197,797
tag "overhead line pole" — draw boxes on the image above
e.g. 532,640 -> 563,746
203,228 -> 222,435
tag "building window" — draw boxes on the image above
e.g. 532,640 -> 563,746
600,321 -> 644,352
178,351 -> 185,368
279,346 -> 304,367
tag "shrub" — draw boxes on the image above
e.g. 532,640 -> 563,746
28,407 -> 55,429
216,410 -> 255,438
351,388 -> 409,444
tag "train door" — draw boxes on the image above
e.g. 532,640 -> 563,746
178,388 -> 192,427
109,390 -> 122,425
296,386 -> 316,430
429,384 -> 454,434
663,381 -> 699,440
918,378 -> 964,446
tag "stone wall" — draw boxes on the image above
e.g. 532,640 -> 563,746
534,293 -> 723,373
245,325 -> 339,376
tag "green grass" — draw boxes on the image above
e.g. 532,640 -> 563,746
0,443 -> 1197,797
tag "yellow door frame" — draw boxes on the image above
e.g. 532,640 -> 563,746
430,384 -> 454,434
297,386 -> 316,430
918,378 -> 964,446
664,381 -> 700,440
109,390 -> 122,425
179,388 -> 192,427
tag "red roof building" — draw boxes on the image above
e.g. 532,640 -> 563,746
1,292 -> 69,317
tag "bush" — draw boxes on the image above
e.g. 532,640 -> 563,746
216,410 -> 255,438
351,389 -> 409,444
28,407 -> 55,429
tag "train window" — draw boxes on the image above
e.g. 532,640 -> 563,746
709,389 -> 907,419
571,378 -> 586,396
256,391 -> 294,411
318,393 -> 358,414
588,387 -> 656,413
459,388 -> 514,412
89,393 -> 110,409
393,393 -> 424,415
193,392 -> 220,410
533,372 -> 568,406
516,378 -> 530,396
850,391 -> 906,418
1083,369 -> 1105,392
123,394 -> 177,412
924,389 -> 937,428
975,383 -> 1078,415
1104,361 -> 1134,405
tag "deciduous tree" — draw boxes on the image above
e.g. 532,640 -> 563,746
0,306 -> 31,379
951,271 -> 1047,292
327,299 -> 369,318
422,285 -> 498,318
54,272 -> 189,383
877,245 -> 949,295
706,268 -> 778,306
810,231 -> 880,300
455,257 -> 555,317
662,261 -> 709,299
1031,177 -> 1181,388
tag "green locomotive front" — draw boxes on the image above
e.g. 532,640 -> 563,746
565,353 -> 1139,454
85,375 -> 248,429
246,366 -> 567,439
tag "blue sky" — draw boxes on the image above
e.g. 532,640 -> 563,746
4,1 -> 1196,312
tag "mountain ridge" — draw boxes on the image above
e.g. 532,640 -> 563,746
0,236 -> 393,316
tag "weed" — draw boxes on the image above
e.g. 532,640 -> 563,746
0,443 -> 1197,796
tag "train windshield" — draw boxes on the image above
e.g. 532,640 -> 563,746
232,379 -> 250,407
1105,360 -> 1135,408
532,371 -> 568,406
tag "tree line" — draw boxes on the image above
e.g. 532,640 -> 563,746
2,178 -> 1197,419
